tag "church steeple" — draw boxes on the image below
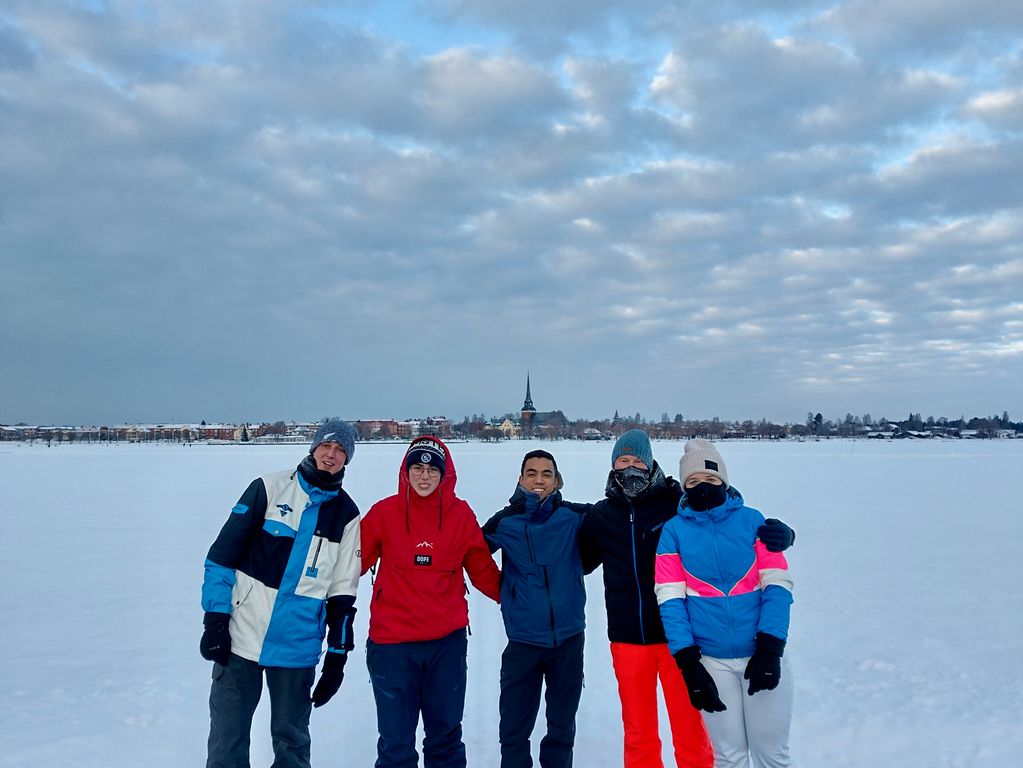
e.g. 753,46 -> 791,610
522,373 -> 536,413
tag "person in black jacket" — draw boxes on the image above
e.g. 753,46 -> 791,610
483,450 -> 587,768
579,430 -> 794,768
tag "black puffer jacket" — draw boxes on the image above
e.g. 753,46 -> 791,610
579,463 -> 680,645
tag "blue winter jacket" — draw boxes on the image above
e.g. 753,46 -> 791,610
654,486 -> 793,659
483,488 -> 586,647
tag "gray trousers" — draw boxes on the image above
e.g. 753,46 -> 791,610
206,654 -> 315,768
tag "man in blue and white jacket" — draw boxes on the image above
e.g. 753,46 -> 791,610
483,450 -> 587,768
199,418 -> 361,768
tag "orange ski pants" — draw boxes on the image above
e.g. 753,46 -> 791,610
610,642 -> 714,768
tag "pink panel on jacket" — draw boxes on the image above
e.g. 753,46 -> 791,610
682,565 -> 725,598
728,561 -> 760,596
655,552 -> 686,584
755,540 -> 789,570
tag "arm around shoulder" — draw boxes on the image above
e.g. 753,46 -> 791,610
757,517 -> 795,552
481,504 -> 515,554
463,509 -> 502,603
577,505 -> 603,574
359,503 -> 383,576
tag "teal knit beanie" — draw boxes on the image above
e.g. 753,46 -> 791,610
611,429 -> 653,468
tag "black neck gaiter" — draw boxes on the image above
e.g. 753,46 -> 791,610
614,466 -> 652,499
686,482 -> 726,511
298,455 -> 344,491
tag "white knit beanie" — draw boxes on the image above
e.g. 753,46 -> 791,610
679,438 -> 729,486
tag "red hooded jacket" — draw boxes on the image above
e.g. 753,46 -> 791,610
361,437 -> 501,644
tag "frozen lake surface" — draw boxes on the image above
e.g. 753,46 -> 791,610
2,438 -> 1021,767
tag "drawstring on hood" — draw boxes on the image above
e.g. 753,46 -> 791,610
404,484 -> 445,534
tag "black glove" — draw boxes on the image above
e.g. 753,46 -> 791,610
199,612 -> 232,666
757,518 -> 795,552
673,646 -> 726,713
744,632 -> 785,695
311,651 -> 347,708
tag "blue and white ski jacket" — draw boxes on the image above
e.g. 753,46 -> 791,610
201,458 -> 361,668
654,486 -> 793,659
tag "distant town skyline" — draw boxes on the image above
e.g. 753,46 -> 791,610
2,2 -> 1021,426
1,375 -> 1018,428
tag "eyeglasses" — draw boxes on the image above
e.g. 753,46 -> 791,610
409,464 -> 441,478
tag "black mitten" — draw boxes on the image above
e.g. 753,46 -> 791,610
311,651 -> 347,708
744,632 -> 785,695
757,518 -> 795,552
199,612 -> 232,666
673,646 -> 726,713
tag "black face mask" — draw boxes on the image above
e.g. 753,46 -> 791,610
686,482 -> 726,511
615,466 -> 651,499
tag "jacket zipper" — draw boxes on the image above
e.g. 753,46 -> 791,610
710,518 -> 738,656
543,565 -> 557,646
629,505 -> 646,645
305,535 -> 325,578
310,537 -> 323,570
525,524 -> 559,646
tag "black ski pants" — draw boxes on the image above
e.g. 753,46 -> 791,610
367,628 -> 469,768
499,631 -> 585,768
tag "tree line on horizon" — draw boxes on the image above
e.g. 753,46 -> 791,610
5,410 -> 1019,443
453,410 -> 1019,441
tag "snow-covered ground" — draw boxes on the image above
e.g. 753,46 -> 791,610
2,438 -> 1021,767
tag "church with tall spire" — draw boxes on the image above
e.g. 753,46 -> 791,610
518,374 -> 566,438
521,374 -> 536,413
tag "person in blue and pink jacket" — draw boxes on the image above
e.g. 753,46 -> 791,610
654,439 -> 795,768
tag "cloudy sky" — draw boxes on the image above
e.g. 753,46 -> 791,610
2,1 -> 1021,427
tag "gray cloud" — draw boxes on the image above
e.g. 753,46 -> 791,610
1,1 -> 1021,425
811,0 -> 1023,59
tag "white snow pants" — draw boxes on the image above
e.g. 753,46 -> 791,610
700,655 -> 793,768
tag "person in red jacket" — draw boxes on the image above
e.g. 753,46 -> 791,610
361,436 -> 501,768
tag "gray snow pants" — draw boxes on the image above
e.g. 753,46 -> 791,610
206,653 -> 315,768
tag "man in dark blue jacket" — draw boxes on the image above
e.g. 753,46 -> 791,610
482,450 -> 587,768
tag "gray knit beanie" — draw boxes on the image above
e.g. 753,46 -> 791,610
679,438 -> 728,486
309,418 -> 356,465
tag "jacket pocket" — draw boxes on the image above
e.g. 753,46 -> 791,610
296,535 -> 338,599
232,580 -> 254,610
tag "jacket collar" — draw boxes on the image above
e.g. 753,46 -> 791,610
508,485 -> 563,508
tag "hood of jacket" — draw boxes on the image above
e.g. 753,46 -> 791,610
397,436 -> 460,528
